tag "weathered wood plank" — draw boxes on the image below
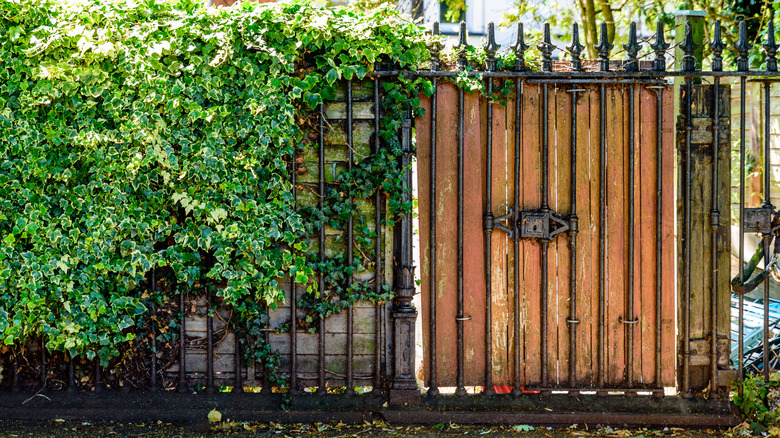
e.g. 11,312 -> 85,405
489,85 -> 511,387
661,86 -> 676,387
575,86 -> 596,387
416,90 -> 433,387
552,84 -> 572,386
604,85 -> 627,386
522,84 -> 542,386
463,89 -> 487,386
638,85 -> 657,385
506,93 -> 519,391
433,84 -> 461,386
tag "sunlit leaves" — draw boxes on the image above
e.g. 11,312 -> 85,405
0,0 -> 430,366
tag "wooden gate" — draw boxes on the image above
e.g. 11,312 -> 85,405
416,78 -> 677,393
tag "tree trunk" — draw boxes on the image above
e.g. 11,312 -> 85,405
582,0 -> 598,58
596,0 -> 615,44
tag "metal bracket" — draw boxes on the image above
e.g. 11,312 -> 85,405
519,210 -> 570,241
491,209 -> 515,238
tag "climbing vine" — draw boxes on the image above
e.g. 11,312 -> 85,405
0,0 -> 431,380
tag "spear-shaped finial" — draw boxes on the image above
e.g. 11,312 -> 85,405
429,22 -> 444,71
650,20 -> 670,72
595,21 -> 613,71
512,22 -> 529,72
624,22 -> 641,72
485,22 -> 500,71
567,22 -> 585,71
456,21 -> 468,71
710,20 -> 726,72
538,22 -> 553,72
735,20 -> 752,72
764,20 -> 778,72
680,21 -> 698,72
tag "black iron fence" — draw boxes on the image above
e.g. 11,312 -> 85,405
3,14 -> 780,426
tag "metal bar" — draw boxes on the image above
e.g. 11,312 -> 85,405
206,263 -> 214,394
150,268 -> 157,391
682,75 -> 693,396
94,360 -> 101,393
569,86 -> 580,388
233,333 -> 242,393
598,83 -> 606,388
374,74 -> 383,395
346,79 -> 355,396
178,291 -> 187,393
68,356 -> 76,393
626,84 -> 635,386
483,76 -> 495,396
511,79 -> 523,397
540,82 -> 550,387
456,85 -> 466,397
261,303 -> 271,395
429,75 -> 439,396
40,337 -> 46,390
291,142 -> 299,396
763,81 -> 772,383
739,76 -> 746,394
317,102 -> 327,396
12,351 -> 19,392
371,70 -> 780,79
710,77 -> 721,395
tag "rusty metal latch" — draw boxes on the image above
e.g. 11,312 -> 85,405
743,207 -> 774,234
519,210 -> 570,241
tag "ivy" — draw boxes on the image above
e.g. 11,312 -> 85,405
0,0 -> 431,382
732,373 -> 780,435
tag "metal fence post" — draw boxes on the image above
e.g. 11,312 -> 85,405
389,115 -> 422,405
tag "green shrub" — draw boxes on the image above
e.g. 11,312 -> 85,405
0,0 -> 430,365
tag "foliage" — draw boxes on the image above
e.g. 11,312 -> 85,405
0,0 -> 431,375
504,0 -> 777,66
732,372 -> 780,434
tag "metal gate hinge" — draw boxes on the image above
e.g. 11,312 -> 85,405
519,210 -> 569,241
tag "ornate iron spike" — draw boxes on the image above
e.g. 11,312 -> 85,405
710,20 -> 726,72
538,22 -> 553,72
567,22 -> 585,71
735,20 -> 752,72
680,21 -> 698,72
429,22 -> 444,71
595,21 -> 613,72
456,21 -> 468,71
650,20 -> 670,72
512,22 -> 529,72
764,20 -> 778,72
623,22 -> 641,72
485,22 -> 500,72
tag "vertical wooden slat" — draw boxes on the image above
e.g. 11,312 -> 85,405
419,84 -> 461,386
417,91 -> 432,387
464,90 -> 486,386
575,85 -> 601,387
638,85 -> 657,385
506,93 -> 519,390
545,86 -> 559,386
490,87 -> 510,387
605,85 -> 627,386
522,84 -> 542,386
553,85 -> 572,386
661,86 -> 676,387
